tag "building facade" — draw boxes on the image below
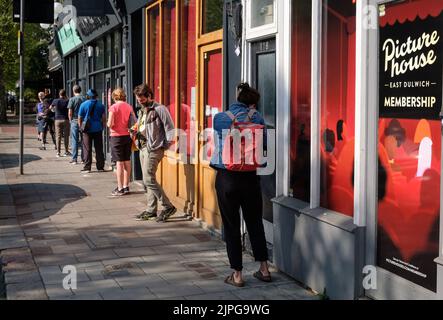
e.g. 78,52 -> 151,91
232,0 -> 443,300
57,0 -> 443,300
55,2 -> 126,161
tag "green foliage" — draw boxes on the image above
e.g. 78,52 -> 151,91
0,0 -> 51,92
24,88 -> 37,103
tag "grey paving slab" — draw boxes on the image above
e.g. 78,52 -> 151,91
6,281 -> 48,300
0,124 -> 316,301
137,261 -> 189,275
114,274 -> 167,289
68,293 -> 103,300
71,279 -> 121,296
4,271 -> 42,285
75,249 -> 119,263
113,247 -> 156,258
159,270 -> 201,284
39,266 -> 90,285
45,284 -> 74,300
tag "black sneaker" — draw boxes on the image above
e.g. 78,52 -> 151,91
80,168 -> 91,173
111,187 -> 124,196
122,187 -> 130,195
156,206 -> 177,223
64,151 -> 72,157
39,146 -> 46,150
69,159 -> 77,164
135,211 -> 157,221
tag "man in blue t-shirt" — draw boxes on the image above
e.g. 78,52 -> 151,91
78,89 -> 106,173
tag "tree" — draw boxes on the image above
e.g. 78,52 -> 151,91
0,0 -> 17,123
0,0 -> 50,123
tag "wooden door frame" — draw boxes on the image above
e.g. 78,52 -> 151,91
196,41 -> 223,223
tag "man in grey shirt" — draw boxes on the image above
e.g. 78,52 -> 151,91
133,84 -> 176,222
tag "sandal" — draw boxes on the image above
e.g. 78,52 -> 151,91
224,272 -> 245,287
253,270 -> 272,282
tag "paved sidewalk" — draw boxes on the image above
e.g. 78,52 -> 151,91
0,117 -> 317,300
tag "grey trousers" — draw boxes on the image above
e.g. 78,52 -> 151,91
55,119 -> 70,154
139,147 -> 173,213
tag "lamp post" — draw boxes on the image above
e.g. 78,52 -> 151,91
18,0 -> 24,175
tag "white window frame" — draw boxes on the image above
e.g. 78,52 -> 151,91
309,0 -> 367,229
242,0 -> 288,198
244,0 -> 278,41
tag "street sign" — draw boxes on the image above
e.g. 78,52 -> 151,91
13,0 -> 54,24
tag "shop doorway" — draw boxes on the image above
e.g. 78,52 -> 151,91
367,0 -> 443,299
197,43 -> 223,229
250,38 -> 276,244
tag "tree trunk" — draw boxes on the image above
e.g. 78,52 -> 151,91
0,59 -> 8,123
0,85 -> 8,124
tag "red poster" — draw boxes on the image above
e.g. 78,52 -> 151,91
377,0 -> 443,292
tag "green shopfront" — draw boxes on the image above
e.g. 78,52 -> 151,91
55,4 -> 126,163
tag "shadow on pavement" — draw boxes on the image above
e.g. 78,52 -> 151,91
0,154 -> 42,170
10,183 -> 88,224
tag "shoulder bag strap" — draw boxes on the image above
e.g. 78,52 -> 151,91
247,109 -> 257,121
88,100 -> 98,119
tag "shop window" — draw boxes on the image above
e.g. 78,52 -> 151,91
180,0 -> 197,157
251,0 -> 275,28
72,55 -> 77,80
290,0 -> 312,202
320,0 -> 356,216
376,0 -> 443,292
88,46 -> 94,72
114,31 -> 122,66
202,0 -> 223,34
95,73 -> 104,103
163,0 -> 177,125
95,39 -> 105,71
106,34 -> 112,68
78,52 -> 86,78
147,6 -> 161,101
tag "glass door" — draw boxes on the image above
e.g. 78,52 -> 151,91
251,38 -> 276,244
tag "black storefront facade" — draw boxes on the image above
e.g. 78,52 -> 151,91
55,1 -> 127,162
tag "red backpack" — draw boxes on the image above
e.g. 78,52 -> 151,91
221,109 -> 265,171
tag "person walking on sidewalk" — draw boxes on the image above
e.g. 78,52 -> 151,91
78,89 -> 106,173
210,83 -> 271,287
68,85 -> 86,164
107,88 -> 135,196
51,89 -> 71,158
37,92 -> 56,150
133,84 -> 176,222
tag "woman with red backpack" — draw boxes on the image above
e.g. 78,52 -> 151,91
210,83 -> 271,287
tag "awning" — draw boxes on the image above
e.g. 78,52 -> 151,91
380,0 -> 443,27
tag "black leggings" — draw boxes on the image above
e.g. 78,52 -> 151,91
42,119 -> 55,145
215,169 -> 268,271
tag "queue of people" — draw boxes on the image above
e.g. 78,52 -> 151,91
34,82 -> 272,288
